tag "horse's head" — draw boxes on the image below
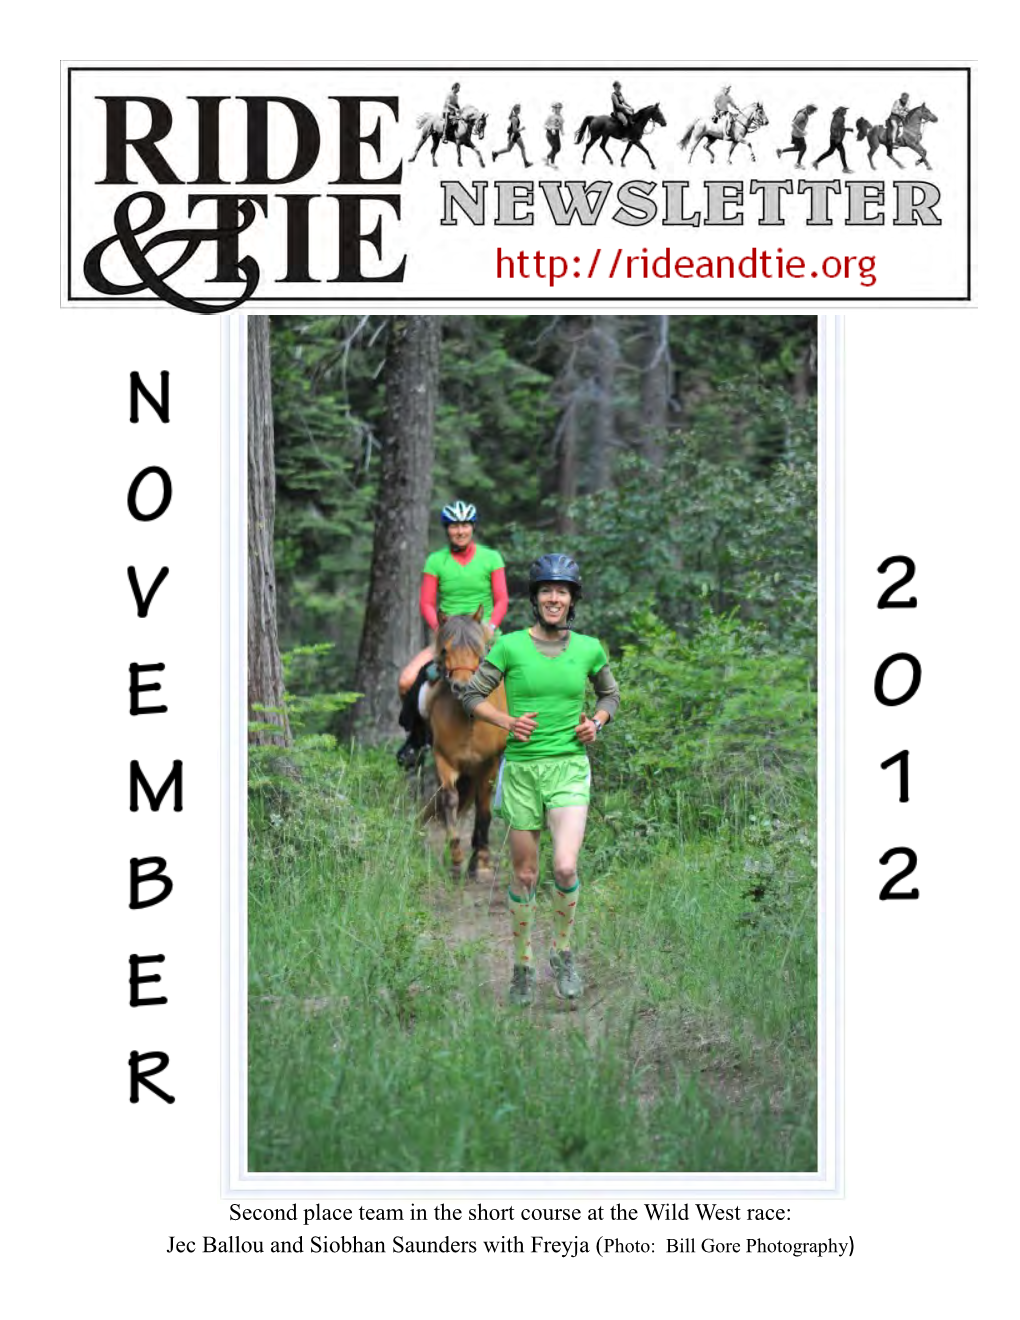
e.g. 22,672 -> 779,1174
752,102 -> 768,127
435,606 -> 488,698
855,116 -> 869,140
474,111 -> 487,139
914,103 -> 937,123
642,103 -> 667,129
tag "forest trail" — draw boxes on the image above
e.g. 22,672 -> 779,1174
426,815 -> 613,1038
424,809 -> 777,1119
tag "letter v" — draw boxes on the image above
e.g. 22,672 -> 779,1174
128,566 -> 170,618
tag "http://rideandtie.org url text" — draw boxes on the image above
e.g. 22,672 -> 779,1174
496,246 -> 877,287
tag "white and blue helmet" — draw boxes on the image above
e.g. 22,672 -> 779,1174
441,500 -> 478,525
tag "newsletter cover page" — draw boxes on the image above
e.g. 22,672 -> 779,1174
5,19 -> 1012,1317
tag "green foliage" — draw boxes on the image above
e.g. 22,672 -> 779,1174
269,315 -> 817,688
514,381 -> 818,658
249,743 -> 816,1173
592,606 -> 815,842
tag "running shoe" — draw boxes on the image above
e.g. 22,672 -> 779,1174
549,949 -> 583,999
508,964 -> 537,1007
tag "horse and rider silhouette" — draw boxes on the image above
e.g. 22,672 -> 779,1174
574,103 -> 668,168
855,104 -> 939,170
411,106 -> 489,168
678,102 -> 770,164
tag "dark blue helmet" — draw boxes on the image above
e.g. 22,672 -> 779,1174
529,554 -> 582,627
529,553 -> 582,597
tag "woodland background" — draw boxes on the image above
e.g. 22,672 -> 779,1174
247,314 -> 820,1173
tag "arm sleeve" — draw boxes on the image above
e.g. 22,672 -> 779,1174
459,658 -> 506,716
591,662 -> 621,722
489,567 -> 509,628
420,574 -> 439,632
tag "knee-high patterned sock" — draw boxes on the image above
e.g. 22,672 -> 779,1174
552,881 -> 580,951
508,888 -> 536,964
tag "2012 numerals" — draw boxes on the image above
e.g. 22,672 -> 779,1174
877,560 -> 919,900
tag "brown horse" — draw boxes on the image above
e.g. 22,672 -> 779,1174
426,607 -> 508,876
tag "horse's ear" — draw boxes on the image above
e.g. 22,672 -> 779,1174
437,610 -> 447,627
472,604 -> 484,622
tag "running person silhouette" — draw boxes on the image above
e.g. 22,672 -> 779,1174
811,106 -> 854,173
492,104 -> 533,166
460,554 -> 620,1006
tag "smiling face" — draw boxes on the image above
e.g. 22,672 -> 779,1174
446,521 -> 475,552
535,582 -> 573,628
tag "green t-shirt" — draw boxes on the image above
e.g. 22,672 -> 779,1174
485,629 -> 609,761
423,544 -> 505,619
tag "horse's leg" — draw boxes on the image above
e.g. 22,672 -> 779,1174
431,135 -> 441,167
432,749 -> 464,875
582,136 -> 592,164
468,143 -> 485,168
599,135 -> 614,165
409,131 -> 424,162
468,767 -> 494,878
704,139 -> 716,164
633,140 -> 655,169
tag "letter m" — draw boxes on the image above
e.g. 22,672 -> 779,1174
130,759 -> 183,812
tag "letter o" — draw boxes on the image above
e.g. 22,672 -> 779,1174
128,466 -> 172,522
874,652 -> 922,706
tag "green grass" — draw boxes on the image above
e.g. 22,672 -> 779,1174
248,740 -> 817,1172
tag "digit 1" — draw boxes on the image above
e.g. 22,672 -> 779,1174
880,749 -> 910,802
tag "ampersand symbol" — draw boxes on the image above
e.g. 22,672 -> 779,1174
83,192 -> 262,314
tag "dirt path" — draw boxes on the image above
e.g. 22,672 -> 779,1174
427,817 -> 614,1034
424,814 -> 769,1119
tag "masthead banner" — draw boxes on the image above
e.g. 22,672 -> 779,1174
64,64 -> 970,311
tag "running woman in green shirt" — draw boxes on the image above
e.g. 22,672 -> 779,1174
396,500 -> 508,767
460,554 -> 620,1007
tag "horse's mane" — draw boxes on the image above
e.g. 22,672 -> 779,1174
436,612 -> 487,656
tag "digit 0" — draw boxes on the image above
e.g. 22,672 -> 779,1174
877,556 -> 917,608
879,847 -> 919,900
874,653 -> 921,707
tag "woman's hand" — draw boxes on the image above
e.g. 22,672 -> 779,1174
575,715 -> 599,745
508,712 -> 538,742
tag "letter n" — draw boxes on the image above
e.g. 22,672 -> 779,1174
130,371 -> 170,423
130,760 -> 183,812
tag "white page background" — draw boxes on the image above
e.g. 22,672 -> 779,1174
5,13 -> 1014,1316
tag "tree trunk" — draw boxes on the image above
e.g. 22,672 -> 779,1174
349,317 -> 441,744
554,318 -> 584,536
589,316 -> 618,491
636,314 -> 670,467
247,316 -> 290,746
